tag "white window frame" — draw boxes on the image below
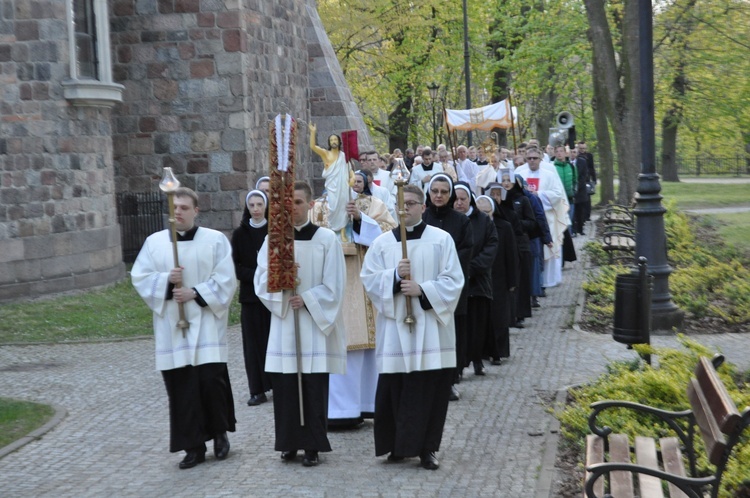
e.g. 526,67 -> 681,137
62,0 -> 124,108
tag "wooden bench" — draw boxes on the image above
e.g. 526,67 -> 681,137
601,223 -> 635,264
583,355 -> 750,498
602,204 -> 634,226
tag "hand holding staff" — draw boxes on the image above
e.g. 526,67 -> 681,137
390,159 -> 415,329
160,167 -> 189,337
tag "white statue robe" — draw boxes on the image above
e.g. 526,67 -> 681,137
254,223 -> 347,374
514,163 -> 569,287
131,227 -> 237,371
322,150 -> 351,232
360,223 -> 464,373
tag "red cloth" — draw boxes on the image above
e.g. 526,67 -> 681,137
341,130 -> 358,164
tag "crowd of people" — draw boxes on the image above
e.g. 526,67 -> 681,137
131,131 -> 596,472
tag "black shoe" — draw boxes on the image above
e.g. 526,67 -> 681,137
213,432 -> 230,460
474,363 -> 485,376
449,384 -> 460,401
302,450 -> 319,467
540,288 -> 546,297
247,393 -> 268,406
490,359 -> 503,366
514,320 -> 525,329
387,453 -> 404,462
281,450 -> 297,461
419,451 -> 439,470
179,450 -> 206,469
531,297 -> 540,308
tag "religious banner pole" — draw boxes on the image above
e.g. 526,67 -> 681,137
390,159 -> 415,330
159,167 -> 189,338
507,90 -> 519,155
266,112 -> 305,426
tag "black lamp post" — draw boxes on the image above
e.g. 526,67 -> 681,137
428,82 -> 440,149
634,0 -> 684,331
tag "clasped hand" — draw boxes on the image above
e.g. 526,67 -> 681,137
397,259 -> 422,297
169,267 -> 196,303
345,201 -> 360,220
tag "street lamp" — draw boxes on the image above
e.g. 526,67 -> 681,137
427,82 -> 440,149
634,0 -> 683,331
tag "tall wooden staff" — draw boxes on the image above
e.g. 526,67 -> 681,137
390,159 -> 415,330
267,113 -> 305,426
159,167 -> 189,337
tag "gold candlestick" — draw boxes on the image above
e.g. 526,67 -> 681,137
390,159 -> 415,328
160,167 -> 189,336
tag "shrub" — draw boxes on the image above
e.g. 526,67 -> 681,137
556,338 -> 750,497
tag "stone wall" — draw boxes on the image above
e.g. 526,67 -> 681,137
0,1 -> 125,302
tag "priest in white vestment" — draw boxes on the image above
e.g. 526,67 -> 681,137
327,171 -> 398,427
254,181 -> 347,467
361,184 -> 464,471
513,147 -> 569,287
132,187 -> 237,470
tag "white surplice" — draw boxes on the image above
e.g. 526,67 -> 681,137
360,224 -> 464,373
131,228 -> 237,371
514,163 -> 569,287
254,224 -> 347,374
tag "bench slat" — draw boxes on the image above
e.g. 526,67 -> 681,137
609,434 -> 635,497
634,436 -> 664,498
687,377 -> 727,466
661,437 -> 689,498
694,357 -> 741,434
584,434 -> 605,498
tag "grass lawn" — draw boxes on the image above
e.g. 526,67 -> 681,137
595,181 -> 750,209
0,398 -> 55,449
700,212 -> 750,256
660,182 -> 750,209
0,278 -> 241,345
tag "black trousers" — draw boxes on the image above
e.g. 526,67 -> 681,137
574,201 -> 587,234
161,363 -> 236,453
374,368 -> 453,457
269,373 -> 331,452
240,302 -> 272,396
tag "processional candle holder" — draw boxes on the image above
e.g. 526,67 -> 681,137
390,159 -> 415,328
159,167 -> 190,336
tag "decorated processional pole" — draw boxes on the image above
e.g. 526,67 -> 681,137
390,158 -> 415,330
266,112 -> 305,426
160,167 -> 189,338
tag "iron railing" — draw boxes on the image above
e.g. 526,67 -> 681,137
116,191 -> 166,263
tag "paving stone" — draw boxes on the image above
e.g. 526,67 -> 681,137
0,225 -> 747,496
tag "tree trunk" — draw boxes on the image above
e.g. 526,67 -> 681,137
583,0 -> 641,204
660,108 -> 680,181
592,55 -> 615,205
388,92 -> 412,153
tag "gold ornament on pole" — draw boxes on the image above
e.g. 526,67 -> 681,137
160,167 -> 190,336
390,159 -> 415,329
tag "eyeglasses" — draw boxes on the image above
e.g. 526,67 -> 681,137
404,201 -> 422,208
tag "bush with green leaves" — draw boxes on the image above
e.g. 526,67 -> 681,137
583,201 -> 750,328
556,338 -> 750,497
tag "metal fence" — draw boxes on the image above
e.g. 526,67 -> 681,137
116,192 -> 166,263
668,155 -> 750,176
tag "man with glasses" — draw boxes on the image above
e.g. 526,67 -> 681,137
514,148 -> 568,289
361,184 -> 464,470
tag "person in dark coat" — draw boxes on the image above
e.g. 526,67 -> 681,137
475,195 -> 518,363
453,182 -> 498,377
423,173 -> 473,401
522,179 -> 552,305
571,148 -> 590,236
230,190 -> 272,406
